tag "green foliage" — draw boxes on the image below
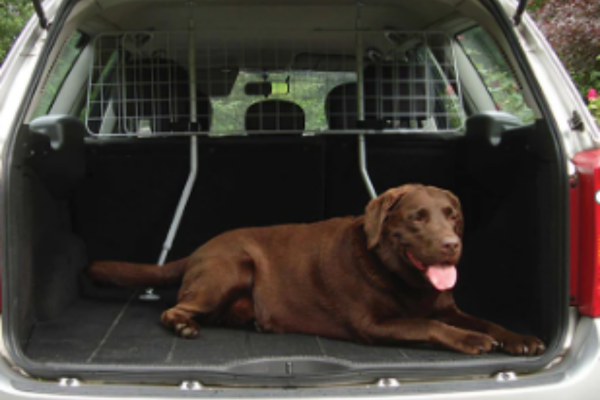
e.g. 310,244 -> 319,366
32,32 -> 84,118
588,96 -> 600,124
0,0 -> 34,67
526,0 -> 549,13
459,27 -> 535,124
530,0 -> 600,100
527,1 -> 600,127
572,56 -> 600,101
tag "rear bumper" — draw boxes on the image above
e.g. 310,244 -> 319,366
0,317 -> 597,399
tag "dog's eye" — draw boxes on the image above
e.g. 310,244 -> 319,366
444,207 -> 458,220
413,209 -> 428,222
392,232 -> 402,239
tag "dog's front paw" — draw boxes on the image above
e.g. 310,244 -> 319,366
160,308 -> 201,339
173,320 -> 201,339
453,332 -> 499,355
497,334 -> 545,356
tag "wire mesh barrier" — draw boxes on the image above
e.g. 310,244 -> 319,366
86,30 -> 464,137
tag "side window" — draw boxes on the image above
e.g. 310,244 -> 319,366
83,50 -> 118,131
457,26 -> 535,123
31,32 -> 86,119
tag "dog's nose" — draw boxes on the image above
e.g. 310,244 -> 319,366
441,236 -> 460,253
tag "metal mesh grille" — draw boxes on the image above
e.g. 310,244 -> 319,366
86,31 -> 464,136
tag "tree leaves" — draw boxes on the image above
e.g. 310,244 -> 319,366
0,0 -> 34,67
530,0 -> 600,96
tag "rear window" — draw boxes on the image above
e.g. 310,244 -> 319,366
211,70 -> 356,133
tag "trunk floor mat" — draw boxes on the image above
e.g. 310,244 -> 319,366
25,296 -> 518,367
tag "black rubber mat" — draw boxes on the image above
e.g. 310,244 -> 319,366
25,296 -> 517,368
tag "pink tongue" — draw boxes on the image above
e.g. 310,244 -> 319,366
426,265 -> 457,291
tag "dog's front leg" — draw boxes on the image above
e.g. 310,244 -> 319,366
435,308 -> 545,356
362,318 -> 498,355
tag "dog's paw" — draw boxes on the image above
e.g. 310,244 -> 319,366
497,334 -> 545,356
160,308 -> 201,339
174,320 -> 201,339
454,332 -> 499,355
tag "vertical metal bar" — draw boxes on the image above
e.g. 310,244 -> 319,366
392,48 -> 398,124
162,7 -> 199,260
168,33 -> 174,127
223,36 -> 228,106
134,38 -> 139,133
151,44 -> 156,133
355,3 -> 375,199
376,64 -> 382,121
173,34 -> 180,125
449,37 -> 466,128
144,4 -> 200,300
409,47 -> 416,128
205,26 -> 211,130
118,37 -> 125,133
157,135 -> 198,267
424,33 -> 431,125
355,3 -> 365,123
259,36 -> 263,132
278,95 -> 282,131
122,38 -> 127,133
84,39 -> 95,133
99,40 -> 105,129
359,134 -> 377,199
189,17 -> 198,127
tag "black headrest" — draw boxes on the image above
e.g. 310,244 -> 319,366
326,83 -> 358,130
326,63 -> 431,130
245,100 -> 305,132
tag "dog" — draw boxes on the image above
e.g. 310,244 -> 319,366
88,184 -> 545,355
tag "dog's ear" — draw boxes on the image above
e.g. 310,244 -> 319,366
364,185 -> 419,250
443,189 -> 464,238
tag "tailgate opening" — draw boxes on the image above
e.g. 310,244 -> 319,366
2,0 -> 568,387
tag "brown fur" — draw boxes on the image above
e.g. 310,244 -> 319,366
88,184 -> 545,355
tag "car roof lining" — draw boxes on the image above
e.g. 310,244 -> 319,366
75,0 -> 470,37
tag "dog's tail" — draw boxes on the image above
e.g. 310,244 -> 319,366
87,258 -> 188,288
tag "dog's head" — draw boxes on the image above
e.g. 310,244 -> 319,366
364,184 -> 463,291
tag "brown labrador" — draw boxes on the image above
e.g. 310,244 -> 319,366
88,184 -> 545,355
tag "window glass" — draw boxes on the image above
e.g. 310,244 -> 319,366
82,51 -> 118,128
32,32 -> 85,118
458,26 -> 535,123
211,70 -> 355,133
